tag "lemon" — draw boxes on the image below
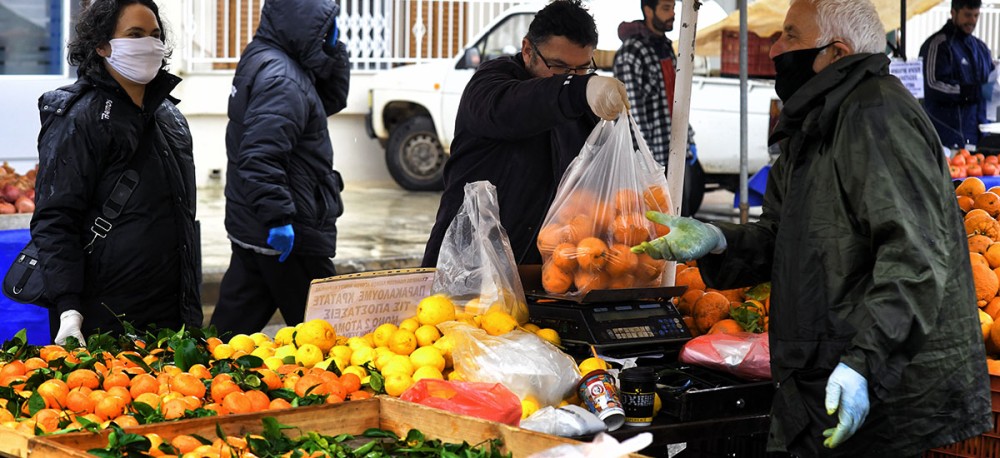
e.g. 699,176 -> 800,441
455,312 -> 479,328
480,310 -> 518,336
409,346 -> 446,372
653,393 -> 662,416
295,343 -> 324,368
294,319 -> 338,353
381,360 -> 415,377
432,334 -> 456,369
212,343 -> 235,360
463,297 -> 488,315
398,318 -> 420,333
255,340 -> 277,351
250,346 -> 275,359
274,344 -> 297,361
372,323 -> 399,348
414,325 -> 441,347
578,357 -> 609,374
416,294 -> 457,326
329,345 -> 352,362
347,337 -> 372,350
412,366 -> 444,382
383,373 -> 414,397
350,346 -> 375,367
521,395 -> 540,419
362,333 -> 376,347
228,334 -> 257,354
263,356 -> 283,371
342,365 -> 368,379
314,358 -> 335,371
374,352 -> 395,371
388,329 -> 418,356
535,328 -> 561,346
521,323 -> 541,333
447,370 -> 466,382
250,332 -> 271,346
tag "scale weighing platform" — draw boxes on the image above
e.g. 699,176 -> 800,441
525,285 -> 692,351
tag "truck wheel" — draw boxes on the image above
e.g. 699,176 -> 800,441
683,160 -> 705,217
386,116 -> 447,191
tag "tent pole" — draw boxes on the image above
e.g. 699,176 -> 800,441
739,0 -> 749,224
900,0 -> 907,59
668,0 -> 699,219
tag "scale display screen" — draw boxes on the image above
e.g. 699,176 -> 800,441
592,306 -> 668,322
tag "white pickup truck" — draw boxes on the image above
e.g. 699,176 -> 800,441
365,1 -> 778,212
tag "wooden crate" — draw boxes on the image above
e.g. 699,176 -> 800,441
0,426 -> 34,458
28,397 -> 631,458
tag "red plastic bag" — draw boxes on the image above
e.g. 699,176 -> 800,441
678,332 -> 772,381
400,379 -> 522,426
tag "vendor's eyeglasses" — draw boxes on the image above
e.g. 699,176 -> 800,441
529,40 -> 596,75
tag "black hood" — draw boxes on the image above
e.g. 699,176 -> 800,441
255,0 -> 339,77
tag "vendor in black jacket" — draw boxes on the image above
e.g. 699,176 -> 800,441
33,0 -> 201,344
422,0 -> 629,267
210,0 -> 350,335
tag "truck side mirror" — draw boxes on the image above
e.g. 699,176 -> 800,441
460,47 -> 481,69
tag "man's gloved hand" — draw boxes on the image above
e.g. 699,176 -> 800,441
630,211 -> 725,262
688,144 -> 698,165
267,224 -> 295,262
823,363 -> 870,449
55,310 -> 85,346
327,19 -> 339,46
586,76 -> 630,121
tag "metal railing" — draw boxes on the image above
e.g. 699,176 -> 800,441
180,0 -> 531,74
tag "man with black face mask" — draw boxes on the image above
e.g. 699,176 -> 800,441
919,0 -> 994,150
630,0 -> 991,455
211,0 -> 349,335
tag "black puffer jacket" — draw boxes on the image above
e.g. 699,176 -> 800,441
224,0 -> 350,256
32,68 -> 202,335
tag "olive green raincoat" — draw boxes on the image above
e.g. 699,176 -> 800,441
699,53 -> 991,456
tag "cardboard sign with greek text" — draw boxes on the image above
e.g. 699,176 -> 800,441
304,268 -> 436,337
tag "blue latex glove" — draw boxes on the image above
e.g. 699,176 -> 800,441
630,211 -> 725,262
823,363 -> 870,449
267,224 -> 295,263
327,19 -> 339,46
688,144 -> 698,165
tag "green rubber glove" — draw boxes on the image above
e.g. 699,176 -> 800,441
630,211 -> 725,262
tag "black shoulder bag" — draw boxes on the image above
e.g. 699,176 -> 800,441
3,129 -> 152,308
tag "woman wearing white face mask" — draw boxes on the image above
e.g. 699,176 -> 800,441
29,0 -> 202,345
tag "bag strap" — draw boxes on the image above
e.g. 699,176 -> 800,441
83,122 -> 155,253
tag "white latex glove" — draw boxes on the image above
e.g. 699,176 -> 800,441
54,310 -> 86,346
586,76 -> 630,121
823,363 -> 869,448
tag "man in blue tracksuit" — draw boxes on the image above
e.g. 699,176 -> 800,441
919,0 -> 995,149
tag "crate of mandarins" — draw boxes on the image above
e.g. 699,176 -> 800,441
537,114 -> 676,299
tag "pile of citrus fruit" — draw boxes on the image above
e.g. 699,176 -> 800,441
671,262 -> 770,337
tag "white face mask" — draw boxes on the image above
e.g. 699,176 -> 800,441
104,36 -> 165,84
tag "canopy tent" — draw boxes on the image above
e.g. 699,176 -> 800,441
693,0 -> 945,57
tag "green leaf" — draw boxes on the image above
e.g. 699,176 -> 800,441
744,282 -> 771,302
169,337 -> 208,372
235,355 -> 264,370
27,391 -> 45,416
119,353 -> 154,374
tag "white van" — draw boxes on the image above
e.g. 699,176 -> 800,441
365,0 -> 778,212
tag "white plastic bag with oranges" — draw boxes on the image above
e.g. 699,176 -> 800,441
433,181 -> 530,323
537,114 -> 675,297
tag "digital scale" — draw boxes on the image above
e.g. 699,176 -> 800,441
525,284 -> 692,350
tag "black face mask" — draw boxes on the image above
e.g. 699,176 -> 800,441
772,42 -> 839,102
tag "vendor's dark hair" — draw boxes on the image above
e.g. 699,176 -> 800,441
952,0 -> 982,9
69,0 -> 171,78
527,0 -> 598,48
641,0 -> 669,17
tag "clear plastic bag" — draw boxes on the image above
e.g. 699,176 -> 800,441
399,379 -> 522,426
537,115 -> 676,298
678,331 -> 772,381
433,181 -> 529,323
438,321 -> 580,407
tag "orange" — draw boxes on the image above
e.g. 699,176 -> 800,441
23,357 -> 47,372
37,378 -> 69,409
325,393 -> 345,404
243,389 -> 270,412
693,291 -> 732,334
708,318 -> 745,334
612,212 -> 650,245
205,337 -> 223,354
102,371 -> 130,391
676,288 -> 705,315
211,380 -> 242,404
161,398 -> 188,420
0,360 -> 25,379
145,433 -> 166,457
1,375 -> 26,390
32,408 -> 62,433
643,185 -> 670,212
551,243 -> 579,271
107,385 -> 133,403
222,391 -> 252,414
566,215 -> 595,243
268,398 -> 293,410
574,269 -> 609,291
635,253 -> 666,283
171,373 -> 207,399
187,364 -> 212,380
129,373 -> 160,398
203,402 -> 228,416
541,262 -> 573,294
576,237 -> 608,271
66,369 -> 101,390
180,395 -> 202,410
339,373 -> 361,393
132,392 -> 162,410
975,192 -> 1000,218
537,224 -> 572,257
66,387 -> 96,414
39,345 -> 69,363
607,273 -> 636,289
294,374 -> 330,397
255,369 -> 282,391
605,243 -> 638,277
94,395 -> 128,421
613,189 -> 641,214
348,390 -> 373,400
675,267 -> 707,291
111,414 -> 139,428
171,435 -> 203,455
957,177 -> 987,198
959,195 -> 976,212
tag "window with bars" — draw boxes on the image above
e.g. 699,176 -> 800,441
0,0 -> 79,76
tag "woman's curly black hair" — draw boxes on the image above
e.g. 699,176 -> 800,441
68,0 -> 172,78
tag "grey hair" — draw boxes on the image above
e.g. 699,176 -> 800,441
793,0 -> 886,54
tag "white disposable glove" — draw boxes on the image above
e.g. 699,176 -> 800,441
823,363 -> 869,448
54,310 -> 86,346
631,211 -> 726,262
586,76 -> 630,121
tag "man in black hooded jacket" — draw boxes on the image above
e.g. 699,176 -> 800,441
210,0 -> 350,335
